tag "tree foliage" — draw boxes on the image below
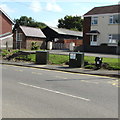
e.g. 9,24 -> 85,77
14,16 -> 47,29
58,15 -> 83,31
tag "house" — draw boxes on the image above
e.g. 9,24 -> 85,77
13,25 -> 46,49
42,26 -> 83,50
0,8 -> 14,49
83,4 -> 120,54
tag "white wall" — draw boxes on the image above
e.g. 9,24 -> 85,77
91,14 -> 119,46
0,35 -> 13,49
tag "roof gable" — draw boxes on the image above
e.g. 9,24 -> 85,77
84,4 -> 120,16
20,26 -> 46,38
0,8 -> 14,24
48,26 -> 83,37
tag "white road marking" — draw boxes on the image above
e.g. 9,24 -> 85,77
18,82 -> 90,102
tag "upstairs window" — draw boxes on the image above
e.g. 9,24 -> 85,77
91,17 -> 98,25
109,14 -> 120,24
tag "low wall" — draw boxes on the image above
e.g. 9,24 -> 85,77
83,45 -> 119,55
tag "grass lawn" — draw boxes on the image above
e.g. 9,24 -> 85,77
1,49 -> 120,70
25,54 -> 120,70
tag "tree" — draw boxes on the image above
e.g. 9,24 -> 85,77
14,16 -> 47,29
58,15 -> 83,31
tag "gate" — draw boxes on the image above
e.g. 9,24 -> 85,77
52,43 -> 70,50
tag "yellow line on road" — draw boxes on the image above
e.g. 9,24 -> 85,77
2,64 -> 118,80
32,72 -> 42,75
13,69 -> 23,72
55,76 -> 67,79
81,80 -> 99,84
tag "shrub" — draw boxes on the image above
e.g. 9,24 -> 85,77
31,42 -> 39,50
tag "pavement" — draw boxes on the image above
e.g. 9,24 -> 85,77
1,59 -> 119,78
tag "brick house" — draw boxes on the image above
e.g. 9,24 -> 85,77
83,4 -> 120,54
42,26 -> 83,50
0,8 -> 14,49
13,25 -> 46,49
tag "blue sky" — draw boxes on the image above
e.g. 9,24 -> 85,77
0,0 -> 119,27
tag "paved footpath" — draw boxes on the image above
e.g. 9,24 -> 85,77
1,60 -> 119,78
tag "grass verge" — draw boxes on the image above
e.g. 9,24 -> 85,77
1,49 -> 119,70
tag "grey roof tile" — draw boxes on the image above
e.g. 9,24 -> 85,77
84,4 -> 120,16
20,26 -> 46,38
49,26 -> 83,37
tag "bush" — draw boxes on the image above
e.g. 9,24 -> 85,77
31,42 -> 39,50
1,49 -> 10,56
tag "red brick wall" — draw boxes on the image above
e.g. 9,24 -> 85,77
13,27 -> 46,49
0,12 -> 13,35
83,17 -> 91,46
26,37 -> 46,49
64,39 -> 83,46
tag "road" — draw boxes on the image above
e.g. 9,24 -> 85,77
48,50 -> 118,58
1,64 -> 118,118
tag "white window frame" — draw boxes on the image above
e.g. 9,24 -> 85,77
17,33 -> 22,41
108,34 -> 117,44
90,35 -> 98,46
109,16 -> 113,24
109,14 -> 120,24
91,17 -> 98,25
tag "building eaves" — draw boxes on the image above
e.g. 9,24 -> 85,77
84,4 -> 120,17
0,8 -> 14,24
49,26 -> 83,37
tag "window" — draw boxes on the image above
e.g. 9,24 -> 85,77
109,14 -> 120,24
108,34 -> 120,43
109,16 -> 113,24
91,17 -> 98,25
93,35 -> 97,42
90,35 -> 98,46
17,33 -> 22,41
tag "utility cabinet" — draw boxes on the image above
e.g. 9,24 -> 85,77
36,51 -> 49,64
69,52 -> 84,68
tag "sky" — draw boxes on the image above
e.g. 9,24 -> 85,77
0,0 -> 119,27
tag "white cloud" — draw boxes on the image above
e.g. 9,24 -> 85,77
44,19 -> 58,27
29,1 -> 42,12
1,0 -> 119,3
0,4 -> 14,13
46,2 -> 62,12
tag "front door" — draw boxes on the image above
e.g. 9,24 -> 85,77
90,35 -> 98,46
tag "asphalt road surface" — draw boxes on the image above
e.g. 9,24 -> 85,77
1,64 -> 118,118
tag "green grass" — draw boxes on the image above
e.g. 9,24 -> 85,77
1,49 -> 19,57
49,54 -> 69,64
25,54 -> 120,69
1,49 -> 119,70
49,55 -> 120,70
84,56 -> 95,64
102,57 -> 119,70
85,56 -> 120,69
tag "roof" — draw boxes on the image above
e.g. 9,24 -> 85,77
84,4 -> 120,16
48,26 -> 83,37
0,8 -> 14,24
20,26 -> 46,38
86,30 -> 100,35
